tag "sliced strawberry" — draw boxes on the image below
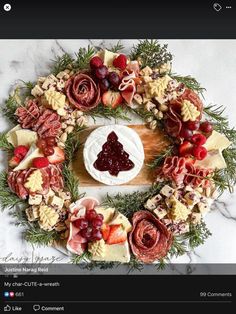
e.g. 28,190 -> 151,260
47,147 -> 65,164
9,156 -> 21,168
14,145 -> 29,160
32,157 -> 49,169
106,224 -> 127,245
101,224 -> 110,241
102,90 -> 123,108
179,141 -> 193,157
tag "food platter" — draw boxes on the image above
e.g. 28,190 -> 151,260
0,40 -> 235,270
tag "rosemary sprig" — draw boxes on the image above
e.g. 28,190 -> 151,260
127,254 -> 144,273
147,145 -> 175,169
62,164 -> 80,203
52,53 -> 74,75
24,226 -> 61,246
183,221 -> 212,249
0,132 -> 14,152
102,182 -> 166,218
1,89 -> 21,124
169,236 -> 188,258
19,80 -> 35,97
109,41 -> 124,53
130,39 -> 173,69
71,251 -> 90,264
0,172 -> 27,211
64,125 -> 85,165
172,74 -> 205,97
89,104 -> 131,122
74,46 -> 95,70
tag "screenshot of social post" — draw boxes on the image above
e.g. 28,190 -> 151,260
0,0 -> 235,312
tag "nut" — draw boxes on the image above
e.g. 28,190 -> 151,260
65,126 -> 74,134
77,116 -> 87,127
76,110 -> 84,118
205,187 -> 211,198
146,116 -> 154,123
61,123 -> 67,129
158,104 -> 168,112
145,101 -> 156,112
60,133 -> 67,143
64,200 -> 71,208
58,142 -> 65,149
133,93 -> 143,105
66,119 -> 76,126
149,120 -> 157,130
157,111 -> 164,119
152,108 -> 159,116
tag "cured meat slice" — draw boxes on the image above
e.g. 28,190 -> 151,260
65,73 -> 100,111
66,197 -> 99,255
119,71 -> 136,105
15,99 -> 40,129
129,210 -> 172,263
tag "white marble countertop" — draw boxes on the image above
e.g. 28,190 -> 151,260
0,40 -> 236,271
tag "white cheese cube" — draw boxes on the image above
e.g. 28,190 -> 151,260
28,194 -> 43,205
49,195 -> 64,210
160,185 -> 175,197
153,206 -> 167,219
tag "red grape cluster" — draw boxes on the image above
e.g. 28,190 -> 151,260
74,209 -> 104,241
36,137 -> 57,156
90,56 -> 120,93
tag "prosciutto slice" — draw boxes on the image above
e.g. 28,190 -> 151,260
129,210 -> 172,263
66,197 -> 99,255
119,71 -> 136,105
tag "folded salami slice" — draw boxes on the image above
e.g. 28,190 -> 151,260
129,210 -> 172,263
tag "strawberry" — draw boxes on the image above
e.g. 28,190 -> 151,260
32,157 -> 49,169
191,134 -> 206,146
102,90 -> 123,108
9,156 -> 21,168
14,145 -> 29,160
192,146 -> 207,160
47,147 -> 65,164
179,141 -> 193,157
90,56 -> 103,69
106,224 -> 127,245
113,54 -> 127,70
101,224 -> 111,241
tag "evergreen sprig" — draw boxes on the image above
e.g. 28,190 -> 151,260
74,46 -> 95,70
1,90 -> 21,124
24,227 -> 61,246
0,172 -> 27,211
89,104 -> 131,122
0,132 -> 14,152
147,145 -> 175,169
102,182 -> 166,218
172,74 -> 206,96
184,221 -> 212,249
109,41 -> 124,53
130,40 -> 173,69
52,53 -> 74,75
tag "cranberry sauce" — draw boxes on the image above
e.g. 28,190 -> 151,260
93,131 -> 134,176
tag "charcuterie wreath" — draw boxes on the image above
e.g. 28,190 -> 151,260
1,40 -> 236,271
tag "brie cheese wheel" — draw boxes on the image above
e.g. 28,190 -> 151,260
83,125 -> 144,185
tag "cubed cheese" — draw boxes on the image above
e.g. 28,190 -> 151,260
160,185 -> 175,197
184,192 -> 200,206
49,195 -> 64,210
197,202 -> 210,215
95,207 -> 115,224
109,211 -> 132,232
153,206 -> 167,219
28,194 -> 43,205
15,129 -> 38,146
91,241 -> 130,263
6,125 -> 22,146
204,130 -> 231,151
14,145 -> 43,171
169,196 -> 190,221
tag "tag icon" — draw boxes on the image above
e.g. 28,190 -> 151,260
213,3 -> 222,12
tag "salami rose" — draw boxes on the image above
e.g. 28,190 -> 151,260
65,73 -> 100,111
129,210 -> 172,263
